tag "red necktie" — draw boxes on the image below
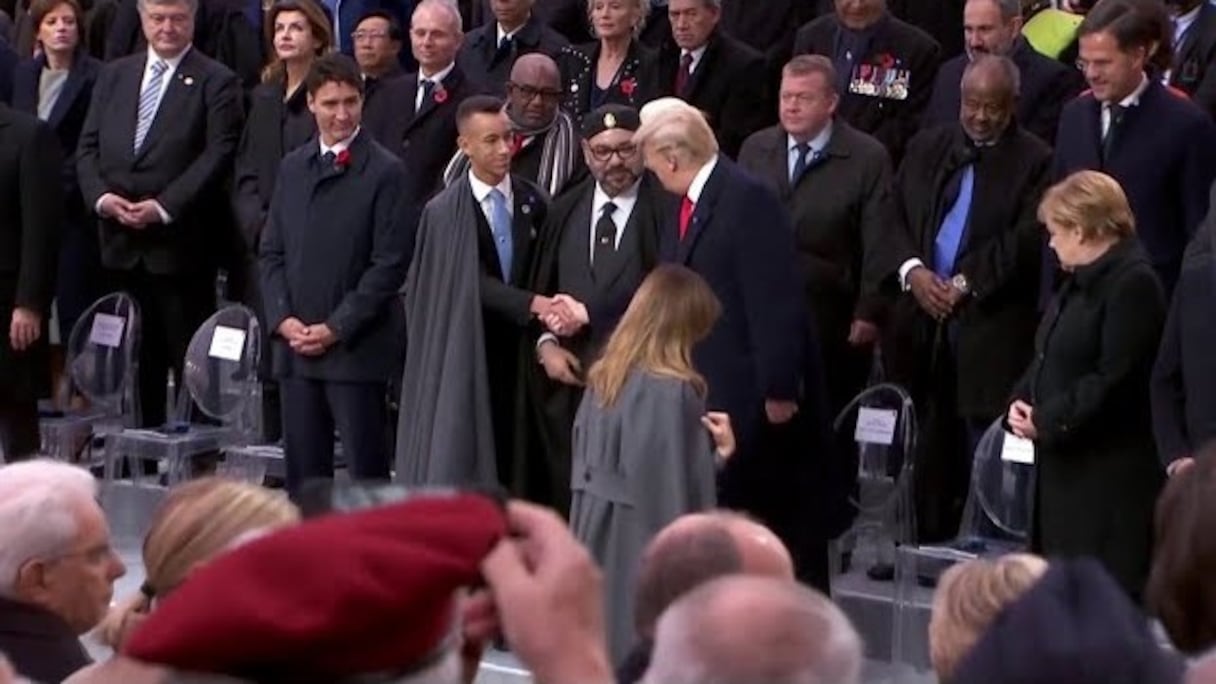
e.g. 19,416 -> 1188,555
675,52 -> 693,95
679,196 -> 694,240
510,133 -> 526,157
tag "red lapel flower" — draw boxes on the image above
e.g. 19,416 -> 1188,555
335,148 -> 351,170
434,86 -> 448,104
877,53 -> 896,69
619,77 -> 637,97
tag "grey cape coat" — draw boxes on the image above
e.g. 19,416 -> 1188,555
395,176 -> 498,487
570,370 -> 718,663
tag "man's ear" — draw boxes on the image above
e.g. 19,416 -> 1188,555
13,557 -> 51,603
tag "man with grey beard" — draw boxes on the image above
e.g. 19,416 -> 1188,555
519,103 -> 666,513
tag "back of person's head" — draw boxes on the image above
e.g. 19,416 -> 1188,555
587,264 -> 720,407
98,478 -> 299,650
952,558 -> 1185,684
0,459 -> 98,598
929,554 -> 1048,680
642,575 -> 862,684
634,98 -> 719,165
1149,447 -> 1216,654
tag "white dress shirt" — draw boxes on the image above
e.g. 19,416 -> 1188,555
682,44 -> 709,75
1101,73 -> 1149,137
497,22 -> 523,48
415,61 -> 456,111
589,181 -> 640,261
468,169 -> 514,227
686,154 -> 718,205
319,127 -> 361,158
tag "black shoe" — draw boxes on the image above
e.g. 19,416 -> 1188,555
867,562 -> 895,582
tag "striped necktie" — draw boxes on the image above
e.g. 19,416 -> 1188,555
134,60 -> 168,153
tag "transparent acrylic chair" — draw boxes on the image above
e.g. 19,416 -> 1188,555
103,305 -> 262,489
891,417 -> 1035,671
39,293 -> 141,465
829,383 -> 919,588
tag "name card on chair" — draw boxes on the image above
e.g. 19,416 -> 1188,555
208,326 -> 247,362
1001,432 -> 1036,465
855,407 -> 898,446
89,313 -> 126,348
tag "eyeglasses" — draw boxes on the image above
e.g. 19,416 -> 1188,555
587,143 -> 638,162
507,82 -> 563,103
352,29 -> 390,41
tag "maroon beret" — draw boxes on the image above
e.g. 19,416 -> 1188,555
124,492 -> 507,681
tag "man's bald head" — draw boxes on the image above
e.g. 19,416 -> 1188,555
632,512 -> 793,637
959,54 -> 1018,143
506,53 -> 561,128
510,53 -> 560,89
643,576 -> 863,684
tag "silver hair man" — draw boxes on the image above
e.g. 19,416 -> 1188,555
642,575 -> 863,684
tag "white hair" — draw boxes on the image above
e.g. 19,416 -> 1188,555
0,460 -> 98,596
413,0 -> 464,34
643,576 -> 863,684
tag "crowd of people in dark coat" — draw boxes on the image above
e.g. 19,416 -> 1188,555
4,0 -> 1216,680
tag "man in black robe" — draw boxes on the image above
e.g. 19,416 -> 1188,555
396,95 -> 579,490
522,104 -> 663,512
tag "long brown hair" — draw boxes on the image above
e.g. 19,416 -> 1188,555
261,0 -> 333,84
98,477 -> 299,650
586,264 -> 720,407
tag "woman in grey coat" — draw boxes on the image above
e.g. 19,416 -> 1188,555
569,264 -> 736,662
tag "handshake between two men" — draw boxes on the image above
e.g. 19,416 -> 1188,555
531,294 -> 589,387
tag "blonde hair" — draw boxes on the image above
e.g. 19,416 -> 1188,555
1037,170 -> 1136,242
634,99 -> 719,165
928,553 -> 1048,680
586,0 -> 649,38
586,265 -> 720,407
98,478 -> 299,650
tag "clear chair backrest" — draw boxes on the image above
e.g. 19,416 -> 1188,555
181,305 -> 262,423
968,418 -> 1036,539
833,383 -> 918,494
64,292 -> 141,415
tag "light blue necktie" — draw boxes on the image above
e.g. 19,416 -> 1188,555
134,60 -> 168,153
488,188 -> 514,281
933,165 -> 974,277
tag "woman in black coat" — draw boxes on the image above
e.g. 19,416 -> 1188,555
12,0 -> 100,342
231,0 -> 330,441
556,0 -> 657,127
1007,170 -> 1167,601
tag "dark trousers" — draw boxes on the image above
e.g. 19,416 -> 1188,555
0,399 -> 38,460
280,377 -> 391,498
110,267 -> 212,428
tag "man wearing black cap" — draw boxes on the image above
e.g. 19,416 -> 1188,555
521,103 -> 665,513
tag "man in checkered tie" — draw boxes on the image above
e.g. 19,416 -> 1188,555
77,0 -> 243,428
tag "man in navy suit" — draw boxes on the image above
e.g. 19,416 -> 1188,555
635,97 -> 830,586
77,0 -> 243,428
1053,0 -> 1216,296
924,0 -> 1083,144
259,54 -> 415,499
0,39 -> 14,104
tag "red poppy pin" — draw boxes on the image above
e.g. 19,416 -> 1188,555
619,77 -> 637,97
434,86 -> 449,104
877,53 -> 897,69
335,149 -> 351,171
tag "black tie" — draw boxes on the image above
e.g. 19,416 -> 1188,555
592,202 -> 618,281
419,79 -> 434,111
791,142 -> 811,185
320,151 -> 336,174
1102,104 -> 1126,163
494,35 -> 514,65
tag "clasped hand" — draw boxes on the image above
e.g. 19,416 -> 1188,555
534,294 -> 589,337
907,267 -> 966,321
100,194 -> 164,229
278,317 -> 336,357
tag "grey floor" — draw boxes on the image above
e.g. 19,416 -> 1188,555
96,484 -> 938,684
